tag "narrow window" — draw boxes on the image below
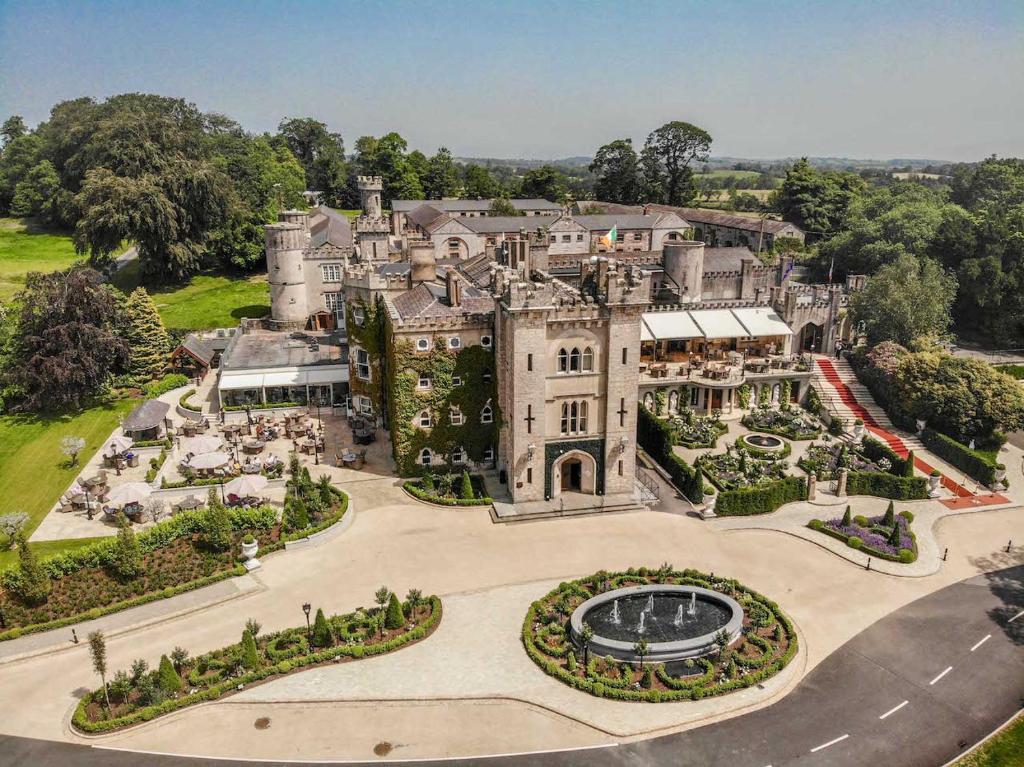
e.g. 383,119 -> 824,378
527,353 -> 533,372
578,401 -> 588,433
560,402 -> 569,434
481,403 -> 493,424
618,460 -> 624,476
527,467 -> 533,483
420,449 -> 431,465
622,347 -> 628,365
557,348 -> 567,373
569,347 -> 581,372
619,397 -> 626,427
527,404 -> 533,433
582,347 -> 593,372
569,401 -> 578,432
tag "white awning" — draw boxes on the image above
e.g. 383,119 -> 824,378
640,311 -> 704,341
218,373 -> 264,391
262,370 -> 305,387
731,307 -> 794,337
689,309 -> 749,340
304,367 -> 348,385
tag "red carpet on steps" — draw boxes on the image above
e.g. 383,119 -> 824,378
815,358 -> 976,499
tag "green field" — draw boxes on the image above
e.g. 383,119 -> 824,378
957,713 -> 1024,766
0,398 -> 136,567
697,169 -> 763,180
0,218 -> 84,302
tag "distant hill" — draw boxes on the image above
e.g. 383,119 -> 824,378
456,156 -> 592,169
456,155 -> 952,173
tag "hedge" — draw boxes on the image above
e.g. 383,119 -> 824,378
403,478 -> 493,506
859,436 -> 913,476
920,428 -> 1004,488
144,374 -> 190,399
72,596 -> 442,733
178,389 -> 201,412
845,471 -> 928,500
808,520 -> 918,563
715,476 -> 807,516
637,404 -> 703,502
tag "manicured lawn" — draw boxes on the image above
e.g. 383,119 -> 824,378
112,265 -> 270,332
0,218 -> 83,302
696,169 -> 763,180
0,537 -> 100,572
0,398 -> 136,546
957,713 -> 1024,766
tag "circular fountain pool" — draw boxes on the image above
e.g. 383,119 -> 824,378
569,584 -> 744,662
742,434 -> 784,450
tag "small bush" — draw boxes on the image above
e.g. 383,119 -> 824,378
241,630 -> 260,670
312,608 -> 333,648
158,654 -> 182,694
385,593 -> 405,630
847,536 -> 863,549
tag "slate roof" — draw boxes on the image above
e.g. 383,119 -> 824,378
574,214 -> 667,231
405,204 -> 448,229
645,205 -> 802,235
318,207 -> 354,246
122,399 -> 171,432
176,334 -> 217,365
574,201 -> 646,215
390,282 -> 493,321
391,198 -> 560,213
702,246 -> 757,272
457,215 -> 557,234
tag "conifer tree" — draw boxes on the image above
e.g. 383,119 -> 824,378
121,287 -> 171,384
460,470 -> 474,500
888,519 -> 902,547
158,653 -> 182,693
202,489 -> 232,552
903,450 -> 916,478
882,500 -> 895,527
841,505 -> 852,526
15,534 -> 50,605
111,513 -> 142,579
311,608 -> 333,648
240,629 -> 260,669
385,592 -> 405,630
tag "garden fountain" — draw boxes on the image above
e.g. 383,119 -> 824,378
570,584 -> 743,663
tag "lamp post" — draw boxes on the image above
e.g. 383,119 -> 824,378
303,602 -> 312,640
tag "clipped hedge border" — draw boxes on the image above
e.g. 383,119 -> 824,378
920,427 -> 1004,488
676,420 -> 729,450
637,405 -> 703,502
714,476 -> 807,516
72,596 -> 442,733
740,415 -> 821,441
402,480 -> 492,507
521,569 -> 798,703
845,471 -> 928,500
808,518 -> 918,563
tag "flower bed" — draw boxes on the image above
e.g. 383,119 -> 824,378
637,405 -> 703,502
73,591 -> 441,732
808,505 -> 918,563
798,441 -> 879,481
742,406 -> 821,440
0,482 -> 348,641
700,445 -> 789,492
522,567 -> 797,702
404,472 -> 492,506
669,411 -> 729,449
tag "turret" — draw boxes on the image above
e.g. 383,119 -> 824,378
662,240 -> 705,302
265,222 -> 309,325
357,176 -> 384,219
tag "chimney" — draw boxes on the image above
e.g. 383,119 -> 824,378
446,271 -> 462,307
409,241 -> 436,285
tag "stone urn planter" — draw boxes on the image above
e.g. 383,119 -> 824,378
928,470 -> 942,498
852,419 -> 865,441
701,491 -> 718,519
992,466 -> 1007,491
241,535 -> 261,570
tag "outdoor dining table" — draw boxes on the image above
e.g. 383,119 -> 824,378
242,439 -> 265,454
70,493 -> 100,510
175,496 -> 204,512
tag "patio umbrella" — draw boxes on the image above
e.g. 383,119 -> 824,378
183,435 -> 222,455
106,434 -> 134,455
223,474 -> 268,498
105,481 -> 153,508
187,451 -> 231,470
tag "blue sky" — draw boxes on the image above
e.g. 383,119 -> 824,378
1,0 -> 1021,161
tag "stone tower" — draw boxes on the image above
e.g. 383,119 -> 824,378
662,240 -> 705,302
355,175 -> 389,264
357,176 -> 383,219
265,211 -> 310,327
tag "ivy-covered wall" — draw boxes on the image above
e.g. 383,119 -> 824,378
346,296 -> 387,420
386,333 -> 501,476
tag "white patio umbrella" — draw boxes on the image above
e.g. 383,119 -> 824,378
106,434 -> 134,456
223,474 -> 268,498
187,451 -> 231,470
183,435 -> 222,455
105,481 -> 153,508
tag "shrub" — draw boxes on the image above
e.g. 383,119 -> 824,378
13,535 -> 50,605
715,476 -> 806,516
841,506 -> 851,526
882,501 -> 895,526
144,373 -> 190,398
110,514 -> 142,579
460,470 -> 474,500
898,549 -> 915,563
808,519 -> 823,530
240,630 -> 260,670
158,654 -> 182,694
920,428 -> 1003,487
637,405 -> 703,502
312,608 -> 333,648
846,472 -> 928,500
201,491 -> 232,552
847,536 -> 863,549
283,496 -> 310,531
899,510 -> 914,523
853,515 -> 869,526
385,593 -> 405,630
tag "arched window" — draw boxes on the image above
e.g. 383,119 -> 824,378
582,347 -> 594,372
419,411 -> 432,428
569,347 -> 581,372
451,446 -> 465,464
420,448 -> 432,465
480,403 -> 493,424
560,402 -> 569,433
450,407 -> 464,426
557,348 -> 568,373
578,401 -> 588,433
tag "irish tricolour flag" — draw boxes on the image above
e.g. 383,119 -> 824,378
601,224 -> 617,249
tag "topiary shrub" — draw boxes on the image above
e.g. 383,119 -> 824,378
841,505 -> 851,526
158,654 -> 182,694
240,630 -> 260,670
898,549 -> 915,563
201,490 -> 232,552
459,470 -> 474,500
899,510 -> 914,523
312,608 -> 333,648
847,536 -> 863,549
385,592 -> 405,630
882,501 -> 895,527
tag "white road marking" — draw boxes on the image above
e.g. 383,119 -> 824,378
879,700 -> 909,719
1009,610 -> 1024,623
970,634 -> 991,652
930,666 -> 953,685
810,734 -> 849,753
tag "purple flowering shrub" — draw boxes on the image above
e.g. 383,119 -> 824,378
819,513 -> 916,560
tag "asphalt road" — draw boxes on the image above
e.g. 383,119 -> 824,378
2,566 -> 1022,767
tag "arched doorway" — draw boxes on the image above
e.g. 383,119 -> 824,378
551,450 -> 597,497
798,322 -> 823,353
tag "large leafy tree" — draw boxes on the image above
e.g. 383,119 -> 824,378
640,121 -> 712,206
1,115 -> 27,146
462,164 -> 499,199
6,268 -> 129,411
590,139 -> 641,204
775,158 -> 865,239
423,147 -> 461,199
355,132 -> 423,203
850,253 -> 956,347
520,165 -> 567,202
275,117 -> 346,204
10,160 -> 60,221
0,132 -> 43,211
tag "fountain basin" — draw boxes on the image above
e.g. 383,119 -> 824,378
741,434 -> 784,451
569,584 -> 744,663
